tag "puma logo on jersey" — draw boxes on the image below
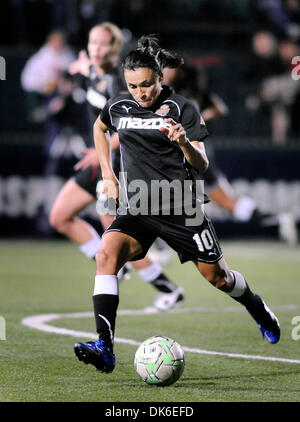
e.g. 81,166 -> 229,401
122,105 -> 132,113
117,117 -> 165,130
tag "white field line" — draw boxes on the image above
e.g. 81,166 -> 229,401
21,309 -> 300,365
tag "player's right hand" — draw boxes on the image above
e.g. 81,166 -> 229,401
102,175 -> 120,201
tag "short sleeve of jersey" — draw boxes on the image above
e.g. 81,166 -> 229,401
100,99 -> 117,132
180,100 -> 208,142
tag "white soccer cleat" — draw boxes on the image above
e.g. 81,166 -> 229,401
117,263 -> 132,281
278,213 -> 298,246
151,287 -> 185,312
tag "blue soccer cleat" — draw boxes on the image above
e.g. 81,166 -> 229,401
248,295 -> 280,344
74,340 -> 116,373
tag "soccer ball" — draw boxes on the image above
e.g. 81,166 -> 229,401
134,336 -> 185,386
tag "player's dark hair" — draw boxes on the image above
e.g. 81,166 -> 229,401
122,34 -> 184,74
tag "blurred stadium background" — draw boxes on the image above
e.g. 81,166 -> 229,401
0,0 -> 299,241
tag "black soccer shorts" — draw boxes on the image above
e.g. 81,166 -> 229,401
74,165 -> 101,198
105,212 -> 223,264
74,150 -> 121,199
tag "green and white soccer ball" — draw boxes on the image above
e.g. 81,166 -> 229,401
134,336 -> 185,386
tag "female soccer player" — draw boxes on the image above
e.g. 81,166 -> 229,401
49,23 -> 184,311
74,35 -> 280,373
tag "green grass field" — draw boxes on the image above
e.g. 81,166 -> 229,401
1,239 -> 300,403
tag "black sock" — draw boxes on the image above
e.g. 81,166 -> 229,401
150,272 -> 178,293
92,294 -> 119,352
231,282 -> 260,312
250,209 -> 278,226
155,238 -> 168,251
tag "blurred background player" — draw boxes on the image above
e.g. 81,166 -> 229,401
49,22 -> 184,312
244,30 -> 300,144
42,71 -> 89,178
21,30 -> 76,124
162,63 -> 298,246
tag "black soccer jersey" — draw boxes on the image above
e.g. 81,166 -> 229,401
100,85 -> 209,213
86,65 -> 126,119
83,65 -> 126,147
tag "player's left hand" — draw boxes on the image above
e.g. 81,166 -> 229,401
74,148 -> 99,171
160,118 -> 188,146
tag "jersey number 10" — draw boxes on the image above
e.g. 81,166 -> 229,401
193,230 -> 214,252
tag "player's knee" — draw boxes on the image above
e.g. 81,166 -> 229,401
209,274 -> 227,290
201,267 -> 231,291
49,208 -> 68,233
49,208 -> 59,230
95,248 -> 118,273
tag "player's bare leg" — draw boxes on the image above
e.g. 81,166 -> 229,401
209,186 -> 298,245
194,258 -> 280,344
49,179 -> 101,258
99,215 -> 183,306
208,187 -> 237,213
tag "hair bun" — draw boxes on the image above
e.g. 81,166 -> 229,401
122,33 -> 184,74
137,34 -> 160,53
